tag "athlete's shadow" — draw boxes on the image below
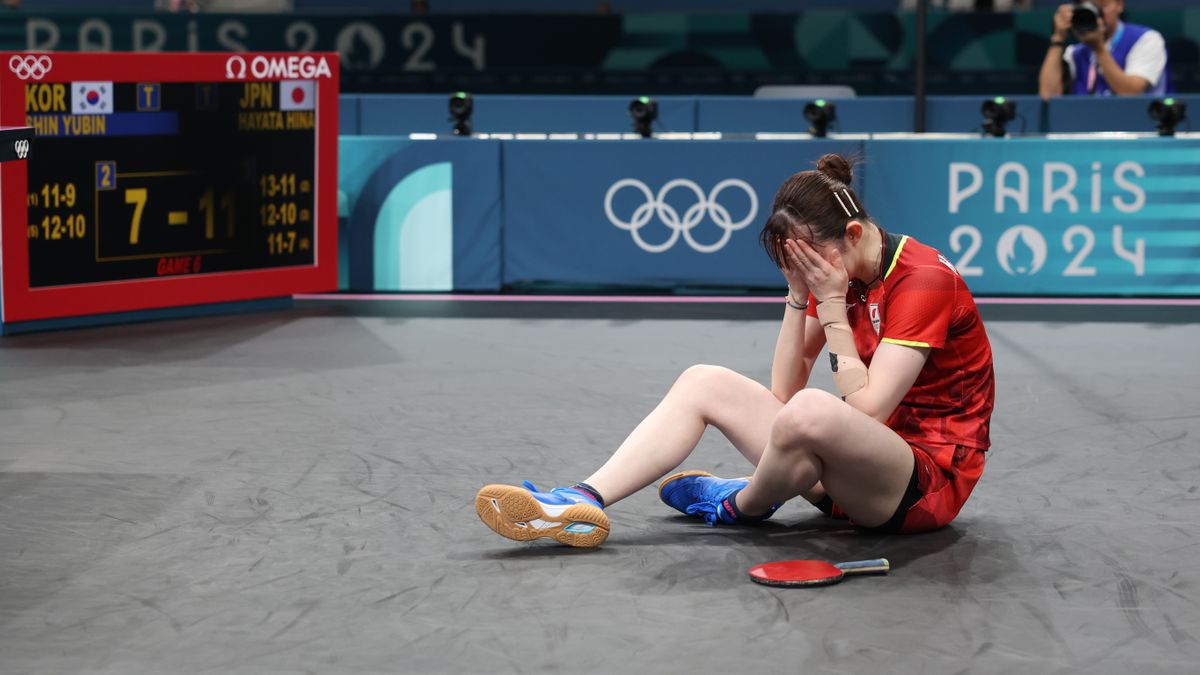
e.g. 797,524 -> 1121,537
616,512 -> 1016,591
468,513 -> 1016,595
617,513 -> 964,565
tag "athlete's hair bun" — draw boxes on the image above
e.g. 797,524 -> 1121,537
816,153 -> 854,185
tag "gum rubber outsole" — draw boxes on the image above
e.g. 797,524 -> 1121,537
475,484 -> 610,548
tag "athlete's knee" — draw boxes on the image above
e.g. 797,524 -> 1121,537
673,364 -> 737,394
771,389 -> 844,450
671,364 -> 752,421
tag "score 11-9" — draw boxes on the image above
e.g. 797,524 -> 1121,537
27,183 -> 87,241
32,182 -> 77,209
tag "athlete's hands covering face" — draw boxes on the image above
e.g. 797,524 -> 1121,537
778,238 -> 811,300
791,238 -> 849,305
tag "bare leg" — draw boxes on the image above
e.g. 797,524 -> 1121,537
581,364 -> 783,506
735,388 -> 914,527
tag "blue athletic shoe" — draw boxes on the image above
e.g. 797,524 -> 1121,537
476,481 -> 610,547
658,470 -> 777,526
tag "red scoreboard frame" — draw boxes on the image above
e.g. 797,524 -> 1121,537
0,52 -> 338,324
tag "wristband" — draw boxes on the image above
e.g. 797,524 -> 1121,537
785,296 -> 808,311
1049,40 -> 1068,48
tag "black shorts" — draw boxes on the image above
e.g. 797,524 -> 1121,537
812,457 -> 922,534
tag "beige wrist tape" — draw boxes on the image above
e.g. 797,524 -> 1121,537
816,302 -> 868,398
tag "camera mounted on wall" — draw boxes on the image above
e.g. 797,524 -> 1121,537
629,96 -> 658,138
1071,1 -> 1102,36
449,92 -> 473,136
1148,98 -> 1186,137
981,97 -> 1016,138
804,99 -> 836,138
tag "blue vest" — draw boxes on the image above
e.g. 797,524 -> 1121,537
1070,22 -> 1171,96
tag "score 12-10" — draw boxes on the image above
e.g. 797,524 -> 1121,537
29,182 -> 88,241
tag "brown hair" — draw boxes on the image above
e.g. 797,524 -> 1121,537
759,153 -> 870,268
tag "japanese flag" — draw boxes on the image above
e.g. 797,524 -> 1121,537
72,81 -> 113,114
280,80 -> 316,111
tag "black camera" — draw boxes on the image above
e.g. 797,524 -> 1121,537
1149,98 -> 1186,137
449,92 -> 473,136
629,96 -> 659,138
981,97 -> 1016,138
803,99 -> 837,138
1071,1 -> 1101,35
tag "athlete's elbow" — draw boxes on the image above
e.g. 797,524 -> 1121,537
846,392 -> 895,424
861,406 -> 893,425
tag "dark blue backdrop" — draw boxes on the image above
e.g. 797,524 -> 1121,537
343,136 -> 1200,296
502,140 -> 860,288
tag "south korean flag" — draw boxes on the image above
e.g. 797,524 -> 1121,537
280,80 -> 316,111
72,81 -> 113,114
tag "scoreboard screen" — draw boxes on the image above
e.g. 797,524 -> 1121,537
0,52 -> 337,324
28,82 -> 316,287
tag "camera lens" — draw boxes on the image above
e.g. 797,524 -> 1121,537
449,92 -> 472,118
629,96 -> 658,138
629,97 -> 655,121
1071,1 -> 1100,34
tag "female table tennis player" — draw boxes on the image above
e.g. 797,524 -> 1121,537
475,154 -> 995,547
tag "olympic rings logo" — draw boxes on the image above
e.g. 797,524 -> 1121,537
13,139 -> 29,159
604,178 -> 759,253
8,55 -> 52,81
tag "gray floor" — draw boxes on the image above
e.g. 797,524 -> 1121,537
1,305 -> 1198,674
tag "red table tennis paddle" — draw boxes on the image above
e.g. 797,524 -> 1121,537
748,558 -> 890,588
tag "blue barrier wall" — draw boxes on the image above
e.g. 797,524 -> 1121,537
695,97 -> 913,134
1047,96 -> 1200,133
693,95 -> 1047,134
502,139 -> 860,288
925,96 -> 1044,134
358,94 -> 697,135
344,94 -> 1180,135
339,96 -> 360,136
341,135 -> 1200,296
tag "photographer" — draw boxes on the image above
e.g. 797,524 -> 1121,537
1038,0 -> 1169,100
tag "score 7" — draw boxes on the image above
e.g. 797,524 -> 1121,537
125,188 -> 148,245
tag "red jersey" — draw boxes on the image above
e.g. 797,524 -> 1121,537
808,233 -> 995,466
